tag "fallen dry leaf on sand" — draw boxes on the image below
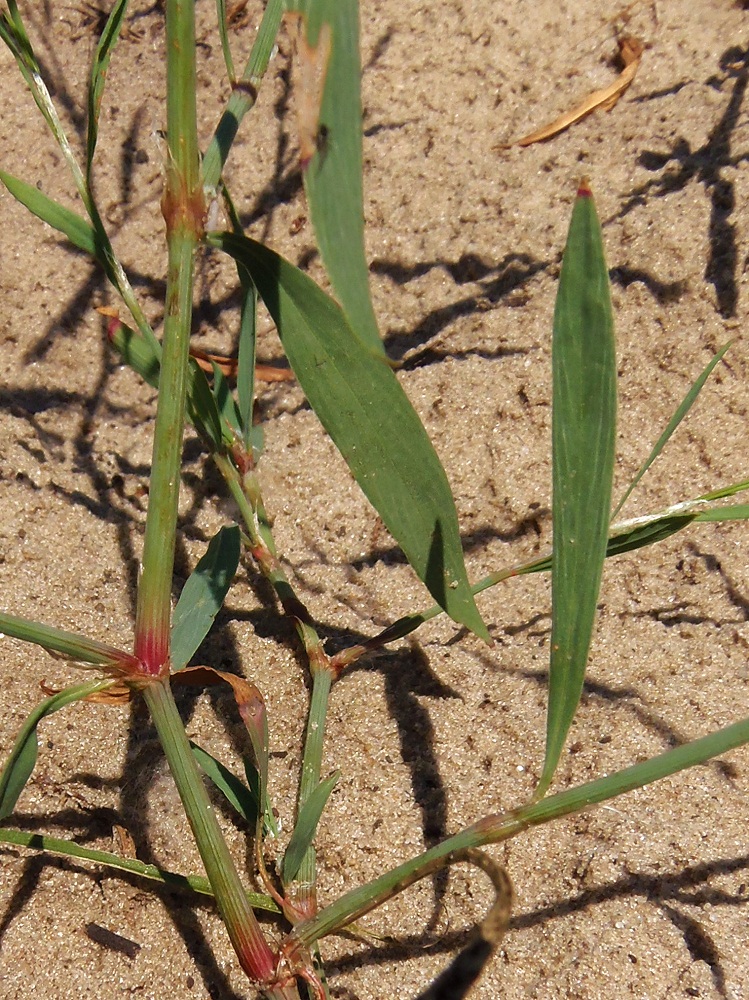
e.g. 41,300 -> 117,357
514,36 -> 643,146
189,346 -> 293,383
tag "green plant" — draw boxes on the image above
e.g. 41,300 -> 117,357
0,3 -> 747,998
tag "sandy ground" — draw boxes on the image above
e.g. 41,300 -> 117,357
0,1 -> 748,998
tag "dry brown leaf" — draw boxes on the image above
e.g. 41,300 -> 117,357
514,36 -> 644,147
189,346 -> 293,383
286,11 -> 332,170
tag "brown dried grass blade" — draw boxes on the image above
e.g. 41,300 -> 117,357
515,36 -> 643,147
189,346 -> 293,382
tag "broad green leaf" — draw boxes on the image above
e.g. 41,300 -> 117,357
0,171 -> 97,256
87,0 -> 130,180
282,771 -> 339,884
538,183 -> 617,797
613,341 -> 733,518
171,526 -> 241,671
190,741 -> 259,826
286,0 -> 383,354
0,679 -> 113,821
206,231 -> 489,640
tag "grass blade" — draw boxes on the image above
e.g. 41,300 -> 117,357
613,341 -> 733,518
287,0 -> 382,354
0,170 -> 97,255
190,741 -> 259,826
282,772 -> 339,885
237,272 -> 258,451
171,526 -> 241,671
0,611 -> 139,668
87,0 -> 130,181
211,361 -> 242,437
538,182 -> 617,797
206,230 -> 489,640
215,0 -> 236,82
0,680 -> 114,820
0,826 -> 279,911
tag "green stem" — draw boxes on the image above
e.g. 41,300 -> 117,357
134,0 -> 203,671
291,713 -> 749,948
143,679 -> 283,987
202,0 -> 284,191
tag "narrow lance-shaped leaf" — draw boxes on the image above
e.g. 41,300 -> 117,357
0,679 -> 115,821
282,771 -> 339,884
0,170 -> 97,256
537,182 -> 617,797
87,0 -> 130,181
237,270 -> 258,451
206,230 -> 489,640
0,826 -> 279,911
0,610 -> 139,669
286,0 -> 383,354
190,741 -> 259,827
613,340 -> 733,518
171,526 -> 241,671
214,0 -> 236,82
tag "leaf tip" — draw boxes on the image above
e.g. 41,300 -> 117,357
576,177 -> 593,198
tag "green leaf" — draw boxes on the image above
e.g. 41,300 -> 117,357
0,826 -> 279,910
109,318 -> 162,387
108,319 -> 228,451
700,477 -> 749,502
282,771 -> 339,884
694,503 -> 749,523
0,610 -> 138,668
206,231 -> 489,640
286,0 -> 383,354
0,170 -> 97,256
0,680 -> 114,821
613,341 -> 733,518
237,272 -> 258,450
538,183 -> 617,797
87,0 -> 130,181
190,741 -> 259,827
171,526 -> 241,671
215,0 -> 236,82
211,361 -> 242,437
187,359 -> 226,451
